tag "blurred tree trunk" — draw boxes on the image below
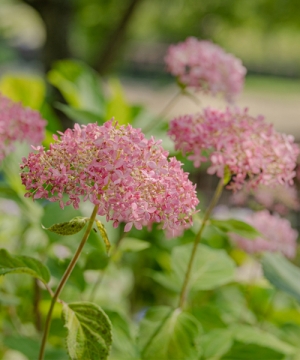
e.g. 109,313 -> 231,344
24,0 -> 74,130
24,0 -> 72,72
95,0 -> 144,74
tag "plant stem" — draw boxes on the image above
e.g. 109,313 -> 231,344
38,205 -> 99,360
182,89 -> 201,106
178,178 -> 224,308
143,90 -> 182,134
33,279 -> 42,332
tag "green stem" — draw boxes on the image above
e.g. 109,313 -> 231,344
178,178 -> 224,308
33,279 -> 42,332
38,205 -> 99,360
143,90 -> 182,134
182,89 -> 201,106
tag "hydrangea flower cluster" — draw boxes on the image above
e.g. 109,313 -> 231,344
168,107 -> 299,190
0,94 -> 46,161
21,121 -> 199,237
165,37 -> 246,101
230,210 -> 298,258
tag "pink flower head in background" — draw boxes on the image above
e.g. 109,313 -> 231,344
165,37 -> 246,101
21,120 -> 199,237
168,107 -> 299,191
231,184 -> 300,215
230,210 -> 298,258
0,94 -> 46,161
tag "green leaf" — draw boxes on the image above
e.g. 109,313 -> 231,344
0,248 -> 50,283
261,252 -> 300,302
0,74 -> 45,109
105,309 -> 139,359
138,306 -> 201,360
55,102 -> 104,125
106,78 -> 131,125
202,325 -> 295,360
62,301 -> 112,360
230,324 -> 295,354
42,217 -> 88,236
202,329 -> 233,359
221,342 -> 286,360
218,324 -> 296,359
215,285 -> 257,325
175,244 -> 236,291
85,250 -> 109,271
118,237 -> 151,252
48,60 -> 105,115
47,256 -> 86,292
210,218 -> 261,239
151,244 -> 235,294
95,220 -> 110,254
201,224 -> 229,249
223,165 -> 232,186
3,335 -> 67,360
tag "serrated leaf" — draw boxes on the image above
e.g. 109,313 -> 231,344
0,248 -> 50,283
118,238 -> 151,252
42,217 -> 88,236
152,244 -> 235,293
95,220 -> 110,254
62,302 -> 112,360
211,218 -> 261,239
262,252 -> 300,302
138,306 -> 201,360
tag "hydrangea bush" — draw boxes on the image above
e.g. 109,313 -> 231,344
0,38 -> 299,360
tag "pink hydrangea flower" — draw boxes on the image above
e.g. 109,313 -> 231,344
165,37 -> 246,101
21,120 -> 199,237
168,107 -> 299,190
0,94 -> 46,161
230,210 -> 298,258
231,184 -> 300,215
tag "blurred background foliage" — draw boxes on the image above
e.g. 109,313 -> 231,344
0,0 -> 300,76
